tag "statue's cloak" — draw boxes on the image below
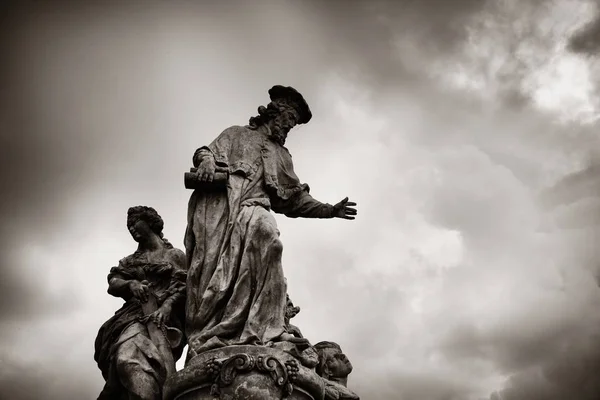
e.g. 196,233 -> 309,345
184,125 -> 331,356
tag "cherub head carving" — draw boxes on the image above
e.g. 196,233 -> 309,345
314,341 -> 353,383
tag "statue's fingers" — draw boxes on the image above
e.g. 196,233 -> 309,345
346,202 -> 357,207
344,215 -> 356,220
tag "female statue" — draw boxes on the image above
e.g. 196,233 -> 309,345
94,206 -> 187,400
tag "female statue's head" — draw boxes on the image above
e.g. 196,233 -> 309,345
126,206 -> 173,248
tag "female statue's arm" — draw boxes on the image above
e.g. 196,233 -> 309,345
106,264 -> 148,302
148,251 -> 187,326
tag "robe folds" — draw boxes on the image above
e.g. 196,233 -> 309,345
94,256 -> 186,399
184,125 -> 334,356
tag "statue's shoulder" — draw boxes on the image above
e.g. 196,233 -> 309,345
166,247 -> 187,270
222,125 -> 250,135
107,252 -> 142,279
215,125 -> 255,143
118,253 -> 138,267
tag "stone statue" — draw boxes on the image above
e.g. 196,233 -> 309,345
94,206 -> 187,400
183,85 -> 357,358
161,85 -> 360,399
277,294 -> 320,369
314,342 -> 360,400
284,294 -> 303,339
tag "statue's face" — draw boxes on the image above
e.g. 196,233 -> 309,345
325,348 -> 353,378
272,107 -> 299,136
128,219 -> 153,243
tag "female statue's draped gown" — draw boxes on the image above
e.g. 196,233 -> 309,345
184,124 -> 334,356
94,251 -> 186,399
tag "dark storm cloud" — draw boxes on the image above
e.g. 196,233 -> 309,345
569,7 -> 600,54
0,2 -> 82,320
0,0 -> 175,320
0,352 -> 96,400
5,1 -> 600,400
485,157 -> 600,399
492,332 -> 600,400
0,0 -> 488,320
302,0 -> 486,89
0,2 -> 106,321
355,370 -> 479,400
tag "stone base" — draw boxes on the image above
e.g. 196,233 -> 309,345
163,345 -> 325,400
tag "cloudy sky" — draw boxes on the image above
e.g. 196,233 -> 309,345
3,0 -> 600,399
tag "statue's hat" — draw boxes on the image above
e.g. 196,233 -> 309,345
268,85 -> 312,124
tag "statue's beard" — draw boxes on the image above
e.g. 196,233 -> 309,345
270,124 -> 288,146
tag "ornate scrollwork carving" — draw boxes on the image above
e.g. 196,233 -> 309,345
206,353 -> 298,398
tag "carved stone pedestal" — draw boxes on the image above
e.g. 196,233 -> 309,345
163,345 -> 325,400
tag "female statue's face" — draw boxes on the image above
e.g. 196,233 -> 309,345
128,219 -> 153,243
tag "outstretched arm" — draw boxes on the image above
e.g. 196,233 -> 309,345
269,143 -> 357,219
272,190 -> 357,220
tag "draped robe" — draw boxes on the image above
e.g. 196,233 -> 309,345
184,125 -> 334,357
94,252 -> 186,399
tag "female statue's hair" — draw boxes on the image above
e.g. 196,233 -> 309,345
127,205 -> 174,249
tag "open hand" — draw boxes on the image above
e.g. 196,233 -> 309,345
332,197 -> 357,220
129,280 -> 149,303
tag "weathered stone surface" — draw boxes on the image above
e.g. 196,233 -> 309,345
285,294 -> 304,340
176,86 -> 360,399
94,206 -> 187,400
314,342 -> 359,400
93,86 -> 362,399
183,85 -> 358,358
164,345 -> 325,400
